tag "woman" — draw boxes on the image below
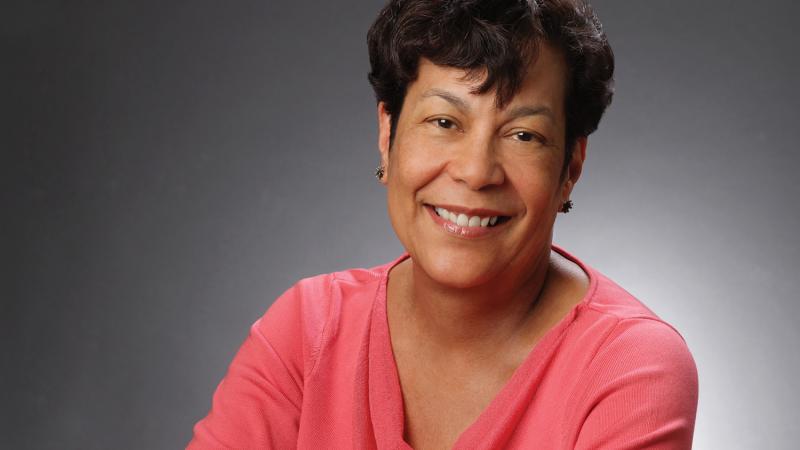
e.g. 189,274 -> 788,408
188,0 -> 699,448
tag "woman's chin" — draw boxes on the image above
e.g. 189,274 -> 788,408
414,250 -> 503,290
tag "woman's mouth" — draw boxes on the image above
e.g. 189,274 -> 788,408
424,204 -> 512,238
433,206 -> 510,227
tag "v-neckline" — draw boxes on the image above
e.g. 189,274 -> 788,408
367,245 -> 598,449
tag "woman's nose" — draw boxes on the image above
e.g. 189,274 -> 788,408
447,136 -> 505,190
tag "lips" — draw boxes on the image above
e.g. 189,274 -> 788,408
425,204 -> 512,238
433,206 -> 501,228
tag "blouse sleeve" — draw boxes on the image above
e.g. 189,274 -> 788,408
573,317 -> 699,450
186,277 -> 330,449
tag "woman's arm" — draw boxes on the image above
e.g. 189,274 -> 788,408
187,279 -> 327,449
573,318 -> 699,450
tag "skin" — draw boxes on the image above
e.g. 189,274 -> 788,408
377,43 -> 590,449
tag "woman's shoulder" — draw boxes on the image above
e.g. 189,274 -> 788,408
581,265 -> 691,351
272,255 -> 402,314
563,286 -> 700,448
256,255 -> 404,347
585,269 -> 663,321
552,253 -> 699,445
555,245 -> 696,370
554,245 -> 659,321
187,258 -> 402,449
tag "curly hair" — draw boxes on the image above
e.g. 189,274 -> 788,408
367,0 -> 614,168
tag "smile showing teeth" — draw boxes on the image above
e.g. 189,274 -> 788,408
434,206 -> 501,228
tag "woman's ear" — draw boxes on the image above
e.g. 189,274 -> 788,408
377,102 -> 392,185
562,137 -> 587,200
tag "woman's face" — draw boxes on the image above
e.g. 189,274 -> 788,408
378,43 -> 585,289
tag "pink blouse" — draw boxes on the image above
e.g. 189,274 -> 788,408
188,246 -> 699,449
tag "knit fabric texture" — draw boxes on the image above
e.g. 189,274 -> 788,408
188,246 -> 699,449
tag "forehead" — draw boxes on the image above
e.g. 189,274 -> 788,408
407,42 -> 568,115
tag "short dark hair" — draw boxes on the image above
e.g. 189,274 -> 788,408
367,0 -> 614,168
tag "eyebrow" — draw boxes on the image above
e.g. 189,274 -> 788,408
420,88 -> 555,122
506,105 -> 555,122
420,89 -> 470,112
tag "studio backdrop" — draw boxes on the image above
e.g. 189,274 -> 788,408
3,1 -> 799,449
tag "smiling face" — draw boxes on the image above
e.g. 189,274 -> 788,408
378,43 -> 586,290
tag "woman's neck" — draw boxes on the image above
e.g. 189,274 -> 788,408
388,245 -> 554,356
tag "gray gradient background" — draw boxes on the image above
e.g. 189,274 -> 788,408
3,1 -> 798,449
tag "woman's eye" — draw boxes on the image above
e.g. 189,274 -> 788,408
433,118 -> 456,130
513,131 -> 537,142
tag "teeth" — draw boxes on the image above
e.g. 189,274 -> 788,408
433,206 -> 500,228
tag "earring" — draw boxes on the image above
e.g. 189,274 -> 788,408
560,199 -> 573,213
375,165 -> 385,180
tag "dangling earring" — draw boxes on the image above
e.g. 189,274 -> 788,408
560,199 -> 573,213
375,165 -> 385,180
